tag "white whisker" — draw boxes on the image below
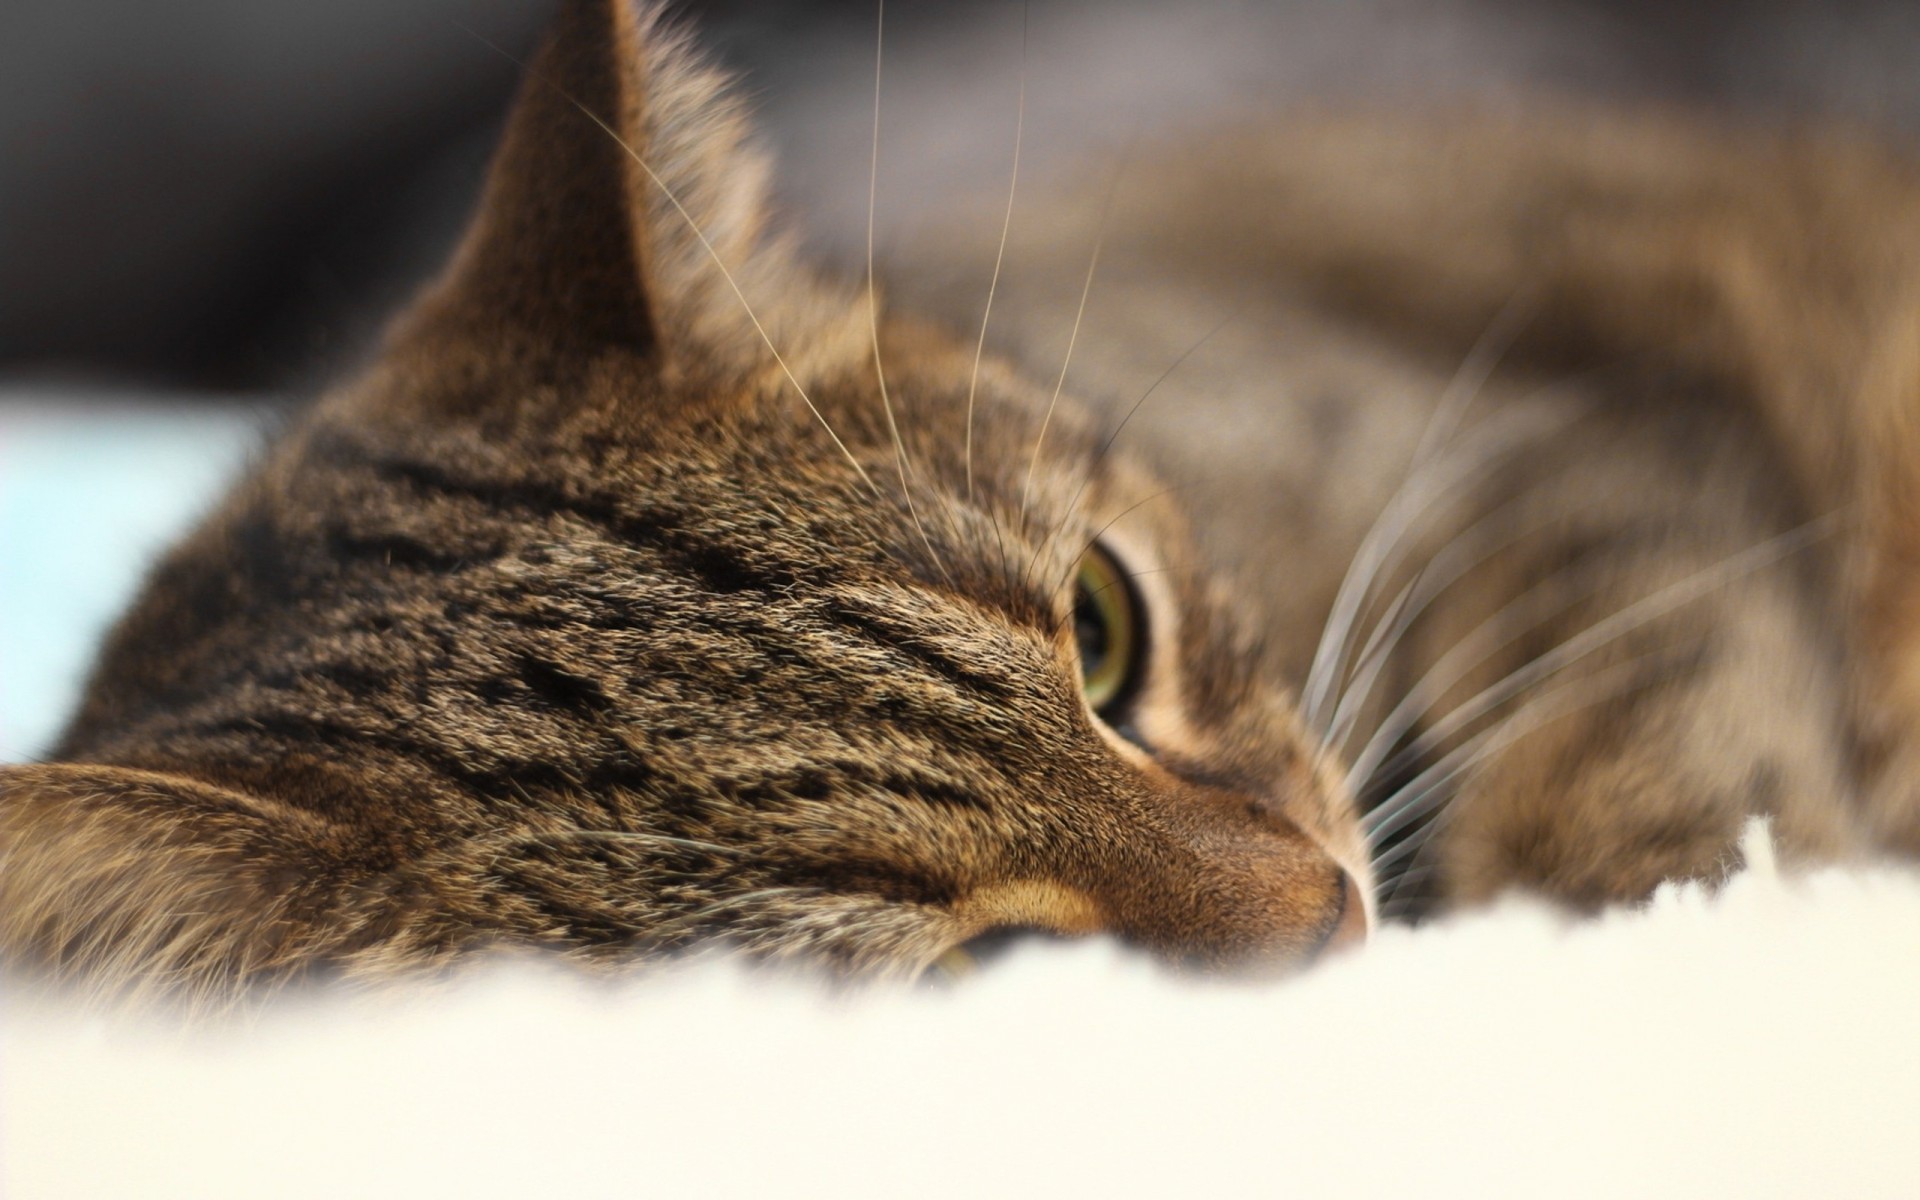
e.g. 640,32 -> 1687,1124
1368,646 -> 1688,916
1323,572 -> 1420,746
463,30 -> 882,495
1300,287 -> 1542,731
1323,489 -> 1584,750
1365,644 -> 1682,847
1022,310 -> 1241,593
1019,135 -> 1135,532
1045,483 -> 1193,601
964,2 -> 1028,506
1349,510 -> 1844,793
1411,283 -> 1542,465
865,0 -> 951,583
1048,567 -> 1173,642
1344,547 -> 1608,788
1304,400 -> 1570,733
1376,865 -> 1440,920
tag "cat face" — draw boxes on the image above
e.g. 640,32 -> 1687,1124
0,0 -> 1366,999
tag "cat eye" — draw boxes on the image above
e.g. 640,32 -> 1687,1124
1073,543 -> 1144,717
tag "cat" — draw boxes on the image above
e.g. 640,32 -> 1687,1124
4,0 -> 1919,1007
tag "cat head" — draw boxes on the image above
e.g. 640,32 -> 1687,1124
1,0 -> 1367,999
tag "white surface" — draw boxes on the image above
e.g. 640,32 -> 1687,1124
4,400 -> 1918,1197
5,825 -> 1920,1199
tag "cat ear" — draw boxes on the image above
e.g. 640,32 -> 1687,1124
400,0 -> 828,372
0,762 -> 353,1001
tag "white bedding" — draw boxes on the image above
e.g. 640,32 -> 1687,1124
4,396 -> 1919,1198
5,823 -> 1919,1198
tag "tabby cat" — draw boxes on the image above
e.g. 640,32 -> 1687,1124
6,0 -> 1920,1005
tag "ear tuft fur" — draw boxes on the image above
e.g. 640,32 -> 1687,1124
398,0 -> 853,382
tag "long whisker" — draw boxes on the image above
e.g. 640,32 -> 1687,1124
1409,282 -> 1542,466
1045,482 -> 1195,599
865,0 -> 951,583
1348,510 -> 1845,792
1368,647 -> 1687,918
1019,134 -> 1136,532
1322,489 -> 1583,748
1323,572 -> 1420,742
1048,568 -> 1173,642
1364,643 -> 1683,847
965,2 -> 1029,505
1345,547 -> 1611,785
1023,309 -> 1242,594
460,27 -> 880,495
1303,400 -> 1571,732
1376,867 -> 1441,921
1299,288 -> 1542,730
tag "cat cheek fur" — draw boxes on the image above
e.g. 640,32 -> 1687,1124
1083,494 -> 1376,932
0,0 -> 1366,1002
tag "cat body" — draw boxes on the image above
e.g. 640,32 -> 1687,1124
4,0 -> 1918,1003
896,111 -> 1916,908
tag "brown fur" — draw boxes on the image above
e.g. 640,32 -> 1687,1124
0,1 -> 1360,1004
5,0 -> 1919,1005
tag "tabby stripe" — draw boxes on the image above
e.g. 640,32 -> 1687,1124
348,450 -> 818,599
322,524 -> 487,572
748,763 -> 991,813
178,711 -> 702,813
822,600 -> 1020,703
512,654 -> 618,717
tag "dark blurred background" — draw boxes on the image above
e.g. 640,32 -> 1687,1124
0,0 -> 884,391
5,0 -> 1920,394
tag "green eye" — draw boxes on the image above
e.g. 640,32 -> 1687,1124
1073,543 -> 1143,715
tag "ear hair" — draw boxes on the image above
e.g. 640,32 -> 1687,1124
396,0 -> 854,382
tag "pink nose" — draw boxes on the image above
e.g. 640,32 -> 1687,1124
1316,870 -> 1370,958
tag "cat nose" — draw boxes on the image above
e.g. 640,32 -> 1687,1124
1314,869 -> 1370,959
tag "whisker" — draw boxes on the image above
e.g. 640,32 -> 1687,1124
1300,287 -> 1543,731
1365,717 -> 1507,847
965,1 -> 1029,506
1348,510 -> 1845,792
1048,567 -> 1173,642
459,26 -> 880,496
1323,572 -> 1420,744
1303,400 -> 1572,732
1043,481 -> 1197,600
1376,865 -> 1440,921
1018,133 -> 1137,533
1409,282 -> 1543,466
1368,646 -> 1687,916
1364,644 -> 1683,847
1023,309 -> 1243,594
1322,489 -> 1584,749
865,0 -> 951,584
1343,546 -> 1610,783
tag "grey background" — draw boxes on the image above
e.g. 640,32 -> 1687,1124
4,0 -> 1919,393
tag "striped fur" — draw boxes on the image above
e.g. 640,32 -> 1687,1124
10,1 -> 1920,1007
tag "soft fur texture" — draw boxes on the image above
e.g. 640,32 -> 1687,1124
0,0 -> 1373,1000
9,4 -> 1920,1187
6,824 -> 1919,1198
5,422 -> 1917,1189
5,0 -> 1920,1072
